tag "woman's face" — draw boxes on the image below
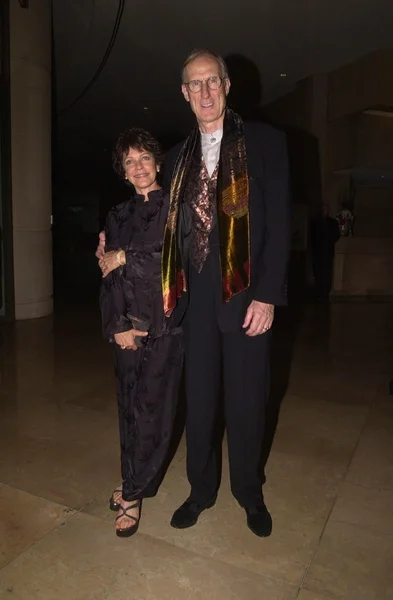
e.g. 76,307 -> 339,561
123,147 -> 160,195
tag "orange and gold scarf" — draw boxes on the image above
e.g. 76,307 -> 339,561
162,109 -> 250,316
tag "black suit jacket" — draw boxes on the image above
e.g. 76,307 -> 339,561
163,122 -> 291,332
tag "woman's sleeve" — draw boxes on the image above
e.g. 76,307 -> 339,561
124,242 -> 161,280
99,208 -> 131,341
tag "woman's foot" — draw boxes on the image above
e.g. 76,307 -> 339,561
109,486 -> 122,512
115,499 -> 141,538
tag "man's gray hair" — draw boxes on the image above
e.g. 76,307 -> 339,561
181,49 -> 229,82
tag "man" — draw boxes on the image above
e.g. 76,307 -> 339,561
97,49 -> 291,537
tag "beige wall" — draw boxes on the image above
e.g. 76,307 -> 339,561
310,75 -> 329,203
354,186 -> 393,237
10,0 -> 53,319
328,49 -> 393,121
355,114 -> 393,169
264,77 -> 325,214
265,50 -> 393,296
333,186 -> 393,295
328,113 -> 393,172
334,236 -> 393,296
263,78 -> 314,133
326,118 -> 356,172
324,173 -> 352,214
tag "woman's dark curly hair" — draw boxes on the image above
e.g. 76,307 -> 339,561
112,127 -> 164,179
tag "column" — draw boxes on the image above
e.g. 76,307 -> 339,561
9,0 -> 53,319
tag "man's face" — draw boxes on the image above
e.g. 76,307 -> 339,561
181,55 -> 231,132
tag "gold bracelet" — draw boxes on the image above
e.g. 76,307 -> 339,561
116,250 -> 124,266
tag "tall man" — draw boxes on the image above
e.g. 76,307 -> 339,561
97,49 -> 291,537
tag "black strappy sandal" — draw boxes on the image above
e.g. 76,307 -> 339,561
109,487 -> 122,512
115,500 -> 141,538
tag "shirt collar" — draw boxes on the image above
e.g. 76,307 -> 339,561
200,128 -> 223,146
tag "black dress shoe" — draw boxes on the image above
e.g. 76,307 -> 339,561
245,503 -> 272,537
170,498 -> 216,529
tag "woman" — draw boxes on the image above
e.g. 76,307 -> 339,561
99,128 -> 183,537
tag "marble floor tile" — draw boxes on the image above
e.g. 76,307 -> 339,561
0,399 -> 120,509
297,591 -> 335,600
64,381 -> 119,415
0,315 -> 113,403
329,481 -> 393,535
0,512 -> 298,600
270,395 -> 370,462
0,360 -> 113,405
285,367 -> 380,407
304,520 -> 393,600
345,404 -> 393,490
0,484 -> 74,569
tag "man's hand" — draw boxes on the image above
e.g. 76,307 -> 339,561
99,250 -> 125,278
95,231 -> 106,259
242,301 -> 274,336
114,329 -> 148,351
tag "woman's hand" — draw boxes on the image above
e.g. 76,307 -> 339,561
114,329 -> 148,351
99,250 -> 126,278
95,231 -> 106,259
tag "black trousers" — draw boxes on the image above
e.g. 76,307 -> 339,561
113,332 -> 184,501
183,259 -> 271,508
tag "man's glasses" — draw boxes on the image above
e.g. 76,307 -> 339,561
184,76 -> 226,94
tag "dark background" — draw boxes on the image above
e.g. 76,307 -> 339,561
51,0 -> 393,297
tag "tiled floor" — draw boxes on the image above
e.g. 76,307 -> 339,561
1,300 -> 393,599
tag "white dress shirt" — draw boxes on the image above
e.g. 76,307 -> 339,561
201,128 -> 223,177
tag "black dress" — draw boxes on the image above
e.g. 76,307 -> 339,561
100,188 -> 183,502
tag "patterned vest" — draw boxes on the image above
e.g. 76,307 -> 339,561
189,160 -> 219,273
